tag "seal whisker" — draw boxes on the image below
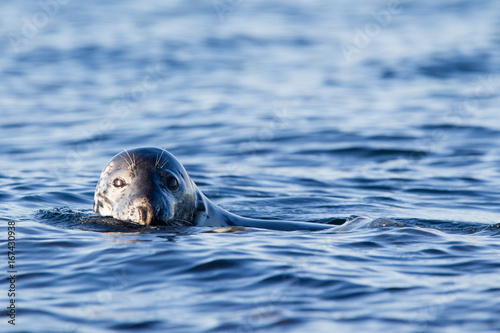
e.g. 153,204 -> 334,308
155,153 -> 160,168
156,147 -> 167,169
120,150 -> 132,169
123,149 -> 135,169
158,147 -> 168,169
160,151 -> 170,169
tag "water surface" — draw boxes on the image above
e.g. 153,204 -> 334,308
1,0 -> 500,332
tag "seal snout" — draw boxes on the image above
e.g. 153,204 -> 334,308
137,203 -> 154,226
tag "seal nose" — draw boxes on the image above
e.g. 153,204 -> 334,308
137,203 -> 154,225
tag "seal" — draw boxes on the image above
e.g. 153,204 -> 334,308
94,147 -> 334,231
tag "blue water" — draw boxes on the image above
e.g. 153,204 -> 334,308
2,0 -> 500,332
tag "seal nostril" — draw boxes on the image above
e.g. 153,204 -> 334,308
138,204 -> 154,226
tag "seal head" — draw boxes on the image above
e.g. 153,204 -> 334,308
93,148 -> 198,226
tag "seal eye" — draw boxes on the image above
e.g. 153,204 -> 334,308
167,177 -> 179,191
160,171 -> 179,191
113,178 -> 126,188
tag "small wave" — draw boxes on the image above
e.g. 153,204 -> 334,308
297,146 -> 423,159
393,218 -> 500,235
380,50 -> 492,79
417,51 -> 491,78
